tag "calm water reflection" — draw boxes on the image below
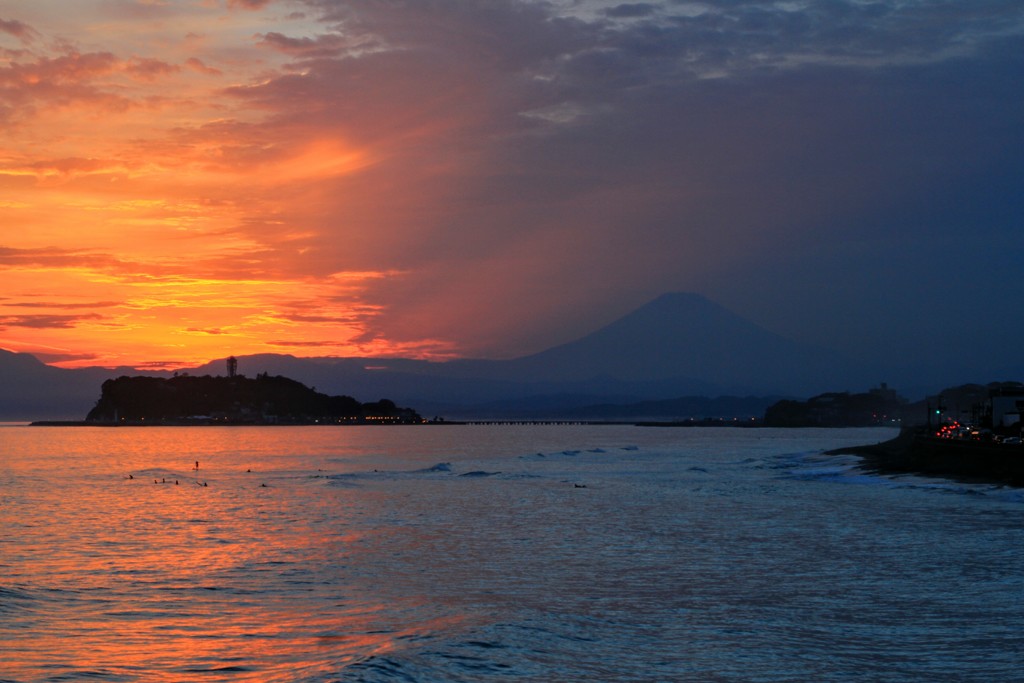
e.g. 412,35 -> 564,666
2,425 -> 1022,681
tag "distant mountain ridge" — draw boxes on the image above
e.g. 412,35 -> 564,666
0,348 -> 159,421
2,292 -> 880,420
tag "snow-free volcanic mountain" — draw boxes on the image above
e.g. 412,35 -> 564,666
492,292 -> 861,390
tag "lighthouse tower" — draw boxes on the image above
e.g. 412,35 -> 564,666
227,356 -> 238,378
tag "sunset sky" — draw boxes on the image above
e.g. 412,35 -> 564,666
2,1 -> 1022,373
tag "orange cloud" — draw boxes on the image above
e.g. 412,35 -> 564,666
184,57 -> 222,76
0,6 -> 419,369
124,57 -> 180,82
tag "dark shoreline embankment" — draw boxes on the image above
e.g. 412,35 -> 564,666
828,428 -> 1024,487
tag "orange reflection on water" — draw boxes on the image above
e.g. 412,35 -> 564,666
15,606 -> 464,682
1,427 -> 469,682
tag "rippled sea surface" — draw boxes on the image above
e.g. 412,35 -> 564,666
2,424 -> 1023,682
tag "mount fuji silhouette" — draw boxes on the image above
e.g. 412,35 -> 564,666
494,292 -> 860,388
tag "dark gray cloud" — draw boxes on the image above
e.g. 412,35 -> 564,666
257,31 -> 358,58
604,4 -> 658,19
225,0 -> 1024,375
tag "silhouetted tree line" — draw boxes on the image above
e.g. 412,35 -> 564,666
85,374 -> 421,424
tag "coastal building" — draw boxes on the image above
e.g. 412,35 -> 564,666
989,385 -> 1024,428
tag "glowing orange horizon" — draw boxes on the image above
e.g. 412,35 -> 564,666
0,264 -> 458,369
0,3 -> 464,370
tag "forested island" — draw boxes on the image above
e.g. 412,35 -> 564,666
64,373 -> 423,425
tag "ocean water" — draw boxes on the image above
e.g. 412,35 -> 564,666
1,424 -> 1022,682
